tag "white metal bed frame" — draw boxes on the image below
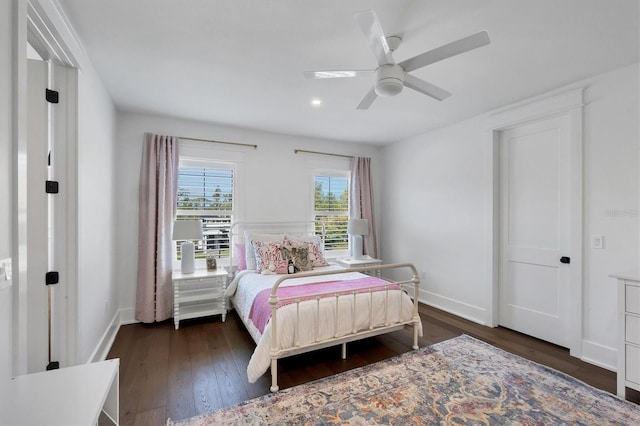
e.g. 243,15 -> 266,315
229,222 -> 421,392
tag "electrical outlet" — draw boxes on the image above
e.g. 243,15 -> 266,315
591,235 -> 604,249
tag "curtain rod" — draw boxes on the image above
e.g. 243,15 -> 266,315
294,149 -> 353,159
179,136 -> 258,149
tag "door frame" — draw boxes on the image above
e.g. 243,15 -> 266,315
485,88 -> 584,357
12,0 -> 79,374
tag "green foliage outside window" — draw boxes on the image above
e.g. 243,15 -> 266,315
314,176 -> 349,251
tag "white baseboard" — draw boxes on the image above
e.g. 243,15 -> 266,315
420,290 -> 618,373
86,309 -> 121,364
419,290 -> 488,326
85,307 -> 139,364
119,307 -> 136,325
580,339 -> 617,372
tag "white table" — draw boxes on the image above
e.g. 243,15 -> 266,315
173,268 -> 228,329
336,256 -> 383,277
0,358 -> 119,425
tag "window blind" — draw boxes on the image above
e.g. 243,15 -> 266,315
176,165 -> 234,259
314,175 -> 349,251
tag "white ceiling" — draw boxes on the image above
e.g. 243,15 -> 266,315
58,0 -> 639,145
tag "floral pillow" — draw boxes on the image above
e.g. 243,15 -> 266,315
251,240 -> 285,273
261,260 -> 288,275
244,232 -> 285,270
281,243 -> 313,272
285,235 -> 329,267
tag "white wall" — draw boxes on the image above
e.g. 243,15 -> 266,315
381,63 -> 639,370
581,64 -> 639,363
0,0 -> 14,380
75,62 -> 117,364
115,112 -> 381,321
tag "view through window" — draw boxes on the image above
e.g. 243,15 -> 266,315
314,174 -> 349,252
176,164 -> 234,261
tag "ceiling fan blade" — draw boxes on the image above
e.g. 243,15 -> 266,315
355,10 -> 394,66
304,70 -> 375,79
356,87 -> 378,110
400,31 -> 490,73
403,74 -> 452,101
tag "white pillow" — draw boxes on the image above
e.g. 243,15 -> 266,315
243,232 -> 285,270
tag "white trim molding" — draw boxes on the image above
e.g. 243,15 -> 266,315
485,87 -> 584,358
420,291 -> 489,326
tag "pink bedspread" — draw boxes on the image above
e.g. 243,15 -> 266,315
249,276 -> 400,333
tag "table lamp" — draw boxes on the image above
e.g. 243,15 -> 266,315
172,220 -> 203,273
348,218 -> 369,260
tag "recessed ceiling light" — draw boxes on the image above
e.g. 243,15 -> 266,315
311,98 -> 322,106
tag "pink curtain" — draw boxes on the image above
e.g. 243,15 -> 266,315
350,157 -> 378,258
135,133 -> 179,323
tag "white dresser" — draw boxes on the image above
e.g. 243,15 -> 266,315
0,358 -> 119,425
612,269 -> 640,399
173,268 -> 228,330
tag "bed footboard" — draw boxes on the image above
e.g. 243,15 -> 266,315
267,263 -> 420,392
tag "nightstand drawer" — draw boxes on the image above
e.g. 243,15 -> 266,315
179,277 -> 223,291
627,284 -> 640,315
627,314 -> 640,345
626,344 -> 640,385
181,276 -> 216,284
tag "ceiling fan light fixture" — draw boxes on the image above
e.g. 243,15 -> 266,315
375,79 -> 403,97
375,64 -> 404,97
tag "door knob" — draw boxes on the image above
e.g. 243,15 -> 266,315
560,256 -> 571,264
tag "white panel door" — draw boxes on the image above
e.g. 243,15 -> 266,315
499,115 -> 571,348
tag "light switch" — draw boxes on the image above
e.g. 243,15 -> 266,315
591,235 -> 604,249
0,258 -> 11,282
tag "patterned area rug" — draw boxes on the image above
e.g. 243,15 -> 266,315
167,335 -> 640,425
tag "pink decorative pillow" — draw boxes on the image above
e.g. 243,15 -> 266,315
235,243 -> 247,271
307,241 -> 329,267
251,240 -> 285,273
244,233 -> 285,270
262,260 -> 288,275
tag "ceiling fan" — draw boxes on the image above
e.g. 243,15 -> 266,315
304,10 -> 490,110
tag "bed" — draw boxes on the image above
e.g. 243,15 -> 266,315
226,221 -> 422,392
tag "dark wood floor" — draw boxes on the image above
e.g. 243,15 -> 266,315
106,304 -> 638,425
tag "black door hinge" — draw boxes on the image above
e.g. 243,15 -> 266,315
45,180 -> 59,194
45,271 -> 59,285
45,89 -> 59,104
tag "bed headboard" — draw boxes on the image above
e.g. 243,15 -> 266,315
229,221 -> 325,274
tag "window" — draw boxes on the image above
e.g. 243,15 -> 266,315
313,174 -> 349,253
175,160 -> 234,262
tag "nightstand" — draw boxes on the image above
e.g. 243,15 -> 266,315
336,256 -> 383,277
173,268 -> 228,330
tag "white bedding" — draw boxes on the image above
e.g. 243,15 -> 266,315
228,265 -> 422,383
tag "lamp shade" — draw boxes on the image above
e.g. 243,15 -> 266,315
172,220 -> 203,241
347,218 -> 369,236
